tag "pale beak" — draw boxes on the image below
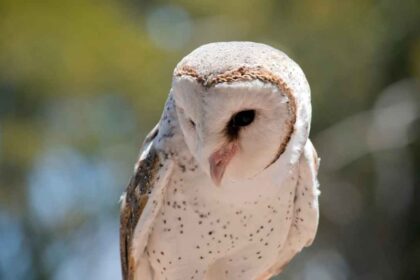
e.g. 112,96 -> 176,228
208,142 -> 238,186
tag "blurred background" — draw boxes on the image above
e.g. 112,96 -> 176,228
0,0 -> 419,279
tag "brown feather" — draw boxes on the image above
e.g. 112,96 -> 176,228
120,126 -> 160,280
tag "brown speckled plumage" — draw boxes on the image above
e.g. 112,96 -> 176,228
120,42 -> 320,280
120,137 -> 160,280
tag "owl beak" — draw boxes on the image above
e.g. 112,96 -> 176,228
209,142 -> 238,186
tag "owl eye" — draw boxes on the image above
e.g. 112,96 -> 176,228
225,109 -> 256,140
231,110 -> 255,127
189,119 -> 196,128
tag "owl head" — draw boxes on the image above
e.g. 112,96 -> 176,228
171,42 -> 311,186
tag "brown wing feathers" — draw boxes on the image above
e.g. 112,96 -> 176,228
120,138 -> 160,280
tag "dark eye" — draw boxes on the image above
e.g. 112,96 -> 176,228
189,119 -> 196,128
225,109 -> 256,140
232,110 -> 255,127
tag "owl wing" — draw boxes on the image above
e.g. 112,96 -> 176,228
120,123 -> 174,280
263,139 -> 320,279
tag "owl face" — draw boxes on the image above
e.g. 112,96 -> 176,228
172,77 -> 295,186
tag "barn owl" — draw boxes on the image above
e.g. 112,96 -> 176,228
120,42 -> 320,280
